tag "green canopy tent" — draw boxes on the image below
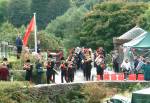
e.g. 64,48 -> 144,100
123,32 -> 150,48
131,88 -> 150,103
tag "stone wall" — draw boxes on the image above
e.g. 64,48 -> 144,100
30,81 -> 150,103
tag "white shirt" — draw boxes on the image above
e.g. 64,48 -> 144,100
121,61 -> 131,70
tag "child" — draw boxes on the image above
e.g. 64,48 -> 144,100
23,59 -> 33,82
60,61 -> 67,83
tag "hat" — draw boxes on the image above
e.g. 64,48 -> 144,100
3,58 -> 8,61
26,59 -> 30,63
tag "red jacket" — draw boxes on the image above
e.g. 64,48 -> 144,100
60,64 -> 66,70
0,67 -> 9,80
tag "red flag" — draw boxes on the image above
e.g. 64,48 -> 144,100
23,17 -> 35,46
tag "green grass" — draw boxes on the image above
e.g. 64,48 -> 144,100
0,81 -> 30,90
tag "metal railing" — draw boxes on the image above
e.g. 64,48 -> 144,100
0,41 -> 16,59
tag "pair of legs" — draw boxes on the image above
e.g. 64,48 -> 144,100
68,68 -> 74,82
61,70 -> 67,83
37,72 -> 42,84
17,46 -> 22,59
46,70 -> 54,84
97,65 -> 104,80
123,70 -> 130,80
25,71 -> 32,82
85,63 -> 92,81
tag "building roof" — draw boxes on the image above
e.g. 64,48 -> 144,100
117,26 -> 146,40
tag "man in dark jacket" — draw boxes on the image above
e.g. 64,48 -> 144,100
16,35 -> 23,59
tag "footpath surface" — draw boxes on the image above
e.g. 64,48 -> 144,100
55,67 -> 97,84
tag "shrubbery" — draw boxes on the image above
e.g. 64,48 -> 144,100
0,82 -> 149,103
10,69 -> 47,84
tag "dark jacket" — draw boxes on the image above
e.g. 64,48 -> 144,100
0,67 -> 9,80
142,64 -> 150,80
36,62 -> 43,73
16,37 -> 23,47
46,61 -> 54,76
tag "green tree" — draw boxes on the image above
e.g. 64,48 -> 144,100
31,0 -> 70,29
79,2 -> 148,51
27,31 -> 61,50
46,0 -> 101,49
138,7 -> 150,31
7,0 -> 31,27
0,0 -> 9,24
46,6 -> 88,38
0,22 -> 61,50
0,22 -> 25,44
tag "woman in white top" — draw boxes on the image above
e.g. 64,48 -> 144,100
121,59 -> 131,79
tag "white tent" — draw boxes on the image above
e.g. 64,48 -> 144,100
123,31 -> 147,47
113,26 -> 146,49
118,26 -> 146,40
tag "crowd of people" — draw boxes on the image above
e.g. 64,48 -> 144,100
1,46 -> 150,84
0,45 -> 106,84
112,47 -> 150,81
120,56 -> 150,81
0,35 -> 150,83
45,47 -> 94,83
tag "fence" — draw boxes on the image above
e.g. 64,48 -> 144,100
0,41 -> 16,59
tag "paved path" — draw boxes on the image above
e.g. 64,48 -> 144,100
55,68 -> 97,84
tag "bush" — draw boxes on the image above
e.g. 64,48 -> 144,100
82,84 -> 107,103
10,70 -> 47,84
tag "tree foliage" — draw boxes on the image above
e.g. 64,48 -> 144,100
0,0 -> 70,29
0,22 -> 23,44
79,2 -> 149,51
0,0 -> 9,24
46,0 -> 102,49
1,0 -> 150,52
0,22 -> 61,50
31,0 -> 70,29
28,31 -> 62,50
7,0 -> 31,27
138,7 -> 150,31
46,6 -> 88,38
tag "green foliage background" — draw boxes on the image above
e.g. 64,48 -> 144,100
1,0 -> 150,52
79,2 -> 149,51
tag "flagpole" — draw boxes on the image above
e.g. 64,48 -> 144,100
34,13 -> 37,53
